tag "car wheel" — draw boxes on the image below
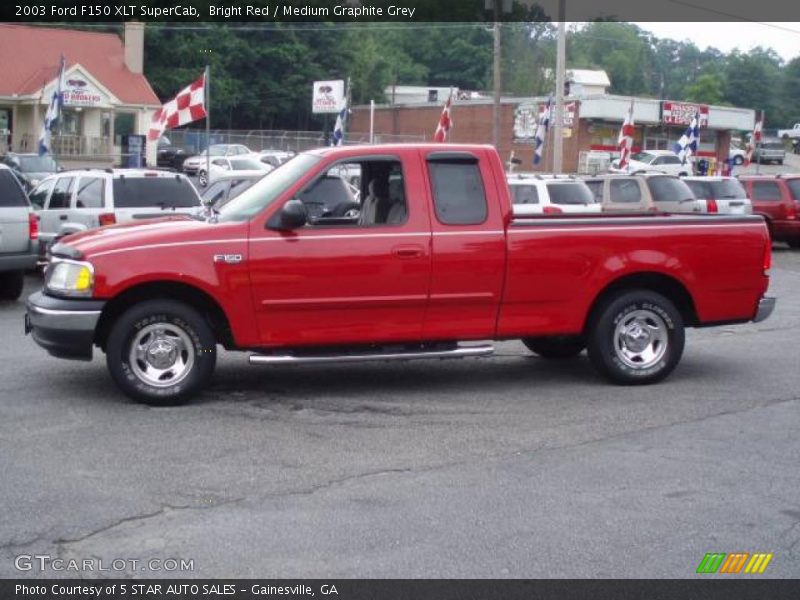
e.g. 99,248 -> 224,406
587,289 -> 684,385
522,336 -> 585,359
106,299 -> 217,405
733,155 -> 744,166
198,170 -> 208,187
0,270 -> 24,301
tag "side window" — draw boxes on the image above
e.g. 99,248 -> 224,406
0,170 -> 29,207
510,184 -> 539,205
428,159 -> 488,225
684,181 -> 708,199
584,181 -> 603,202
75,177 -> 105,209
48,177 -> 74,209
751,181 -> 782,201
29,179 -> 55,210
610,179 -> 642,203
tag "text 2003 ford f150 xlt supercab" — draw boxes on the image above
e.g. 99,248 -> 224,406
25,144 -> 775,405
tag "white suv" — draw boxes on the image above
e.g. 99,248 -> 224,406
30,169 -> 203,258
507,173 -> 601,216
0,164 -> 38,299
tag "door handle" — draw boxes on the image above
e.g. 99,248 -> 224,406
392,244 -> 424,258
59,215 -> 68,220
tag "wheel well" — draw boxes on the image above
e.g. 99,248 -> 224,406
584,272 -> 698,331
94,281 -> 234,351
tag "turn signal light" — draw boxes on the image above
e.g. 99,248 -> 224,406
28,213 -> 38,240
763,241 -> 772,275
98,213 -> 117,226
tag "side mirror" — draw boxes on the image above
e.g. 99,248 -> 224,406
267,199 -> 307,230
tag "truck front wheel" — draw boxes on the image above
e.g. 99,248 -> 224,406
106,300 -> 217,405
587,290 -> 684,385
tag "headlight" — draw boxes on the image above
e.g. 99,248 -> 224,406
45,259 -> 95,298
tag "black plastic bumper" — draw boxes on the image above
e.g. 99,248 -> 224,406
25,291 -> 106,361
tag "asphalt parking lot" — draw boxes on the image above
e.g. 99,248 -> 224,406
1,246 -> 799,579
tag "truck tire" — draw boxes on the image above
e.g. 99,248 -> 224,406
0,271 -> 24,301
587,290 -> 684,385
106,299 -> 217,405
522,336 -> 585,359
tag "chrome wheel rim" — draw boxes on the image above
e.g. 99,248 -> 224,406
613,309 -> 668,370
129,323 -> 194,388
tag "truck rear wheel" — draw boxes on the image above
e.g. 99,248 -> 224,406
522,336 -> 585,359
587,290 -> 684,385
106,300 -> 217,405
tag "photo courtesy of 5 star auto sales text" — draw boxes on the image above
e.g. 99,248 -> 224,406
0,0 -> 799,598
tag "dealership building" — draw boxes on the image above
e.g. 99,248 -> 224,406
0,23 -> 160,166
350,73 -> 756,174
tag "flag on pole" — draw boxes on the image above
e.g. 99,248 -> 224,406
38,55 -> 66,156
673,111 -> 700,166
148,73 -> 207,141
745,111 -> 764,166
433,90 -> 453,142
533,95 -> 553,165
331,104 -> 348,147
617,100 -> 635,171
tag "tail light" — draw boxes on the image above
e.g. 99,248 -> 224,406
28,213 -> 38,240
98,213 -> 117,226
706,199 -> 718,213
763,240 -> 772,275
787,201 -> 798,220
543,205 -> 563,214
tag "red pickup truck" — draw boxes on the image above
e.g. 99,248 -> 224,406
26,144 -> 775,405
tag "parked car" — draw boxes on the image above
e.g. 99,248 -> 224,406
777,123 -> 800,140
609,150 -> 691,176
507,174 -> 601,215
196,156 -> 272,188
729,145 -> 747,166
0,164 -> 38,300
682,177 -> 752,215
258,150 -> 294,168
156,136 -> 190,171
201,173 -> 264,211
25,144 -> 774,404
1,153 -> 59,192
751,139 -> 786,165
182,144 -> 253,175
739,175 -> 800,247
29,169 -> 203,259
583,174 -> 706,213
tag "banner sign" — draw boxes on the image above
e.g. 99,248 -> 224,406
513,101 -> 576,141
662,101 -> 709,127
312,80 -> 345,114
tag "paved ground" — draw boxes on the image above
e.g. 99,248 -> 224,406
0,246 -> 798,579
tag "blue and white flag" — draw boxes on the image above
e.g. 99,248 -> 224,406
38,55 -> 66,156
331,104 -> 347,147
673,112 -> 700,165
533,94 -> 553,165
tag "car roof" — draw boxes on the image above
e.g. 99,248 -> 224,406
682,176 -> 736,181
57,168 -> 189,179
636,150 -> 678,156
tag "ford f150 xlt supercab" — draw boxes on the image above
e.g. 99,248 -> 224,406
25,144 -> 775,405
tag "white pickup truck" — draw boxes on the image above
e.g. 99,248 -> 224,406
778,123 -> 800,139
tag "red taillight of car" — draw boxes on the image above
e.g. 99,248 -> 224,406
763,241 -> 772,275
28,213 -> 38,240
786,201 -> 798,220
98,213 -> 117,226
543,205 -> 563,214
706,199 -> 718,213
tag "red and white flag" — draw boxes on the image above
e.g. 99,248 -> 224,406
148,73 -> 207,141
433,91 -> 453,142
745,111 -> 764,166
617,100 -> 635,170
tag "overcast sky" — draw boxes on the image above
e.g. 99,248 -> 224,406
633,22 -> 800,61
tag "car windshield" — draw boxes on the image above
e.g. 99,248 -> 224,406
631,152 -> 655,164
207,145 -> 228,156
217,154 -> 321,222
230,158 -> 264,171
762,142 -> 784,150
113,176 -> 200,208
648,176 -> 695,202
17,156 -> 57,172
708,179 -> 747,199
546,182 -> 596,205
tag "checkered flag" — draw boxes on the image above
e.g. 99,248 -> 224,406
533,95 -> 553,165
673,112 -> 700,165
148,73 -> 207,141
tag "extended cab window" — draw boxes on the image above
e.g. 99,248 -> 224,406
428,157 -> 487,225
751,181 -> 781,201
0,169 -> 28,207
113,177 -> 199,208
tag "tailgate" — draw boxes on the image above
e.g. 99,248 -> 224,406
0,207 -> 30,253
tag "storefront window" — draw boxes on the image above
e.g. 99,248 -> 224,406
61,109 -> 81,135
114,113 -> 135,145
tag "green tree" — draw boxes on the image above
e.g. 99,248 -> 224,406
684,73 -> 726,105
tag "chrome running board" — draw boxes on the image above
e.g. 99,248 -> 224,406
249,344 -> 494,366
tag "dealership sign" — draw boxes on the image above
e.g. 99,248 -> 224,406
662,102 -> 709,127
62,77 -> 103,107
312,80 -> 345,114
513,101 -> 576,141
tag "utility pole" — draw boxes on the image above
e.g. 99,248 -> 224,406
553,0 -> 566,173
492,3 -> 501,148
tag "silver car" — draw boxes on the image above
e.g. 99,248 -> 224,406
682,177 -> 752,215
0,164 -> 38,300
752,139 -> 786,165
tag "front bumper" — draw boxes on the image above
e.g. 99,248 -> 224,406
25,291 -> 105,361
753,296 -> 776,323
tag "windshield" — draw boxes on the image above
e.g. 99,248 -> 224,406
230,158 -> 265,171
217,154 -> 321,222
648,176 -> 695,202
18,156 -> 57,173
631,152 -> 655,164
546,182 -> 596,205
